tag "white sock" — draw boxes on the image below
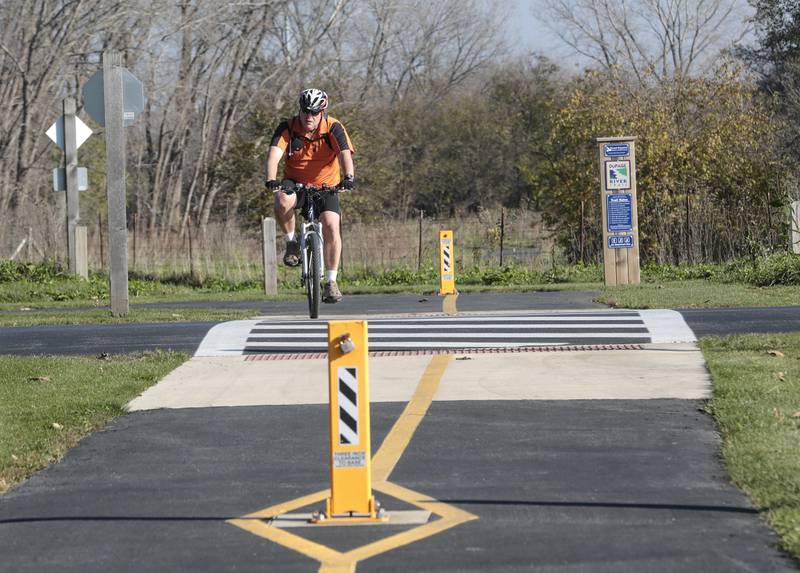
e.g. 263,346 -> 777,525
285,232 -> 295,242
325,270 -> 338,282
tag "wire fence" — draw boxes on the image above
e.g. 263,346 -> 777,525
2,207 -> 555,281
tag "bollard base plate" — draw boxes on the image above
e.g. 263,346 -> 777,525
308,512 -> 390,525
308,496 -> 389,525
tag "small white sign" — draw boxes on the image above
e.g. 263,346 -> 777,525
52,167 -> 89,192
46,116 -> 93,151
605,160 -> 631,190
333,450 -> 366,468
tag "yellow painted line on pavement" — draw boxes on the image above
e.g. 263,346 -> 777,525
228,353 -> 477,572
372,354 -> 453,482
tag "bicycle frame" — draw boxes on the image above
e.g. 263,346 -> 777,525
273,181 -> 342,317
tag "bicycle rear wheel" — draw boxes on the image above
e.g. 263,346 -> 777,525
305,233 -> 322,318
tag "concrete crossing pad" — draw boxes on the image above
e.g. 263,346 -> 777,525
126,342 -> 709,411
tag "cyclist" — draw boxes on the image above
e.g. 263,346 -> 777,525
265,88 -> 355,303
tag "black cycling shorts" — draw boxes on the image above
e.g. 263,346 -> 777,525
293,186 -> 341,217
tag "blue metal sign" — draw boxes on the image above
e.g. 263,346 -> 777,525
604,143 -> 629,157
607,193 -> 633,232
608,235 -> 634,249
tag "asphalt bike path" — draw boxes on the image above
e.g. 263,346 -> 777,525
1,294 -> 798,571
2,292 -> 800,356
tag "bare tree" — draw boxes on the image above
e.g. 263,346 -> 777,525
537,0 -> 751,82
0,0 -> 127,252
345,0 -> 507,104
0,0 -> 510,255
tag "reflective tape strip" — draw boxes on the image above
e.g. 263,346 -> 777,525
442,241 -> 451,273
338,367 -> 359,445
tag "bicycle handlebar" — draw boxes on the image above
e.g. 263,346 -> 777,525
272,179 -> 347,195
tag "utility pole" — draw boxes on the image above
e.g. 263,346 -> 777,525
103,50 -> 129,315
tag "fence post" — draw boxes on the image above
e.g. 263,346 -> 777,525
417,209 -> 424,272
75,225 -> 88,278
97,213 -> 104,268
262,217 -> 277,295
499,208 -> 505,266
187,219 -> 195,280
791,200 -> 800,255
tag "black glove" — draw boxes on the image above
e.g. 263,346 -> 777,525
266,179 -> 281,190
340,175 -> 354,190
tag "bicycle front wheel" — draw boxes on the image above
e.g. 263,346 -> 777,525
305,233 -> 322,319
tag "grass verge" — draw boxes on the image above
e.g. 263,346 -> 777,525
702,332 -> 800,560
0,351 -> 187,494
0,307 -> 260,327
599,280 -> 800,308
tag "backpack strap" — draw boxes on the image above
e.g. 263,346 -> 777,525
286,116 -> 334,157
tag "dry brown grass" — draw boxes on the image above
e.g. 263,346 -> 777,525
4,208 -> 554,281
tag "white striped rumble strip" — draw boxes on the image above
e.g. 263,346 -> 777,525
194,310 -> 696,357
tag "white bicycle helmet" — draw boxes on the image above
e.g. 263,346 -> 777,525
299,88 -> 329,113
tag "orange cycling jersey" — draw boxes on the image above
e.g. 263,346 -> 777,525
270,115 -> 355,187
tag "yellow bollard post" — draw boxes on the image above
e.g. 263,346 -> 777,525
313,320 -> 386,524
439,230 -> 456,295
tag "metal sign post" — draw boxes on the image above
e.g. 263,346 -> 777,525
312,320 -> 386,524
45,99 -> 92,278
103,51 -> 129,315
63,98 -> 80,275
597,137 -> 640,285
83,51 -> 144,315
439,230 -> 456,295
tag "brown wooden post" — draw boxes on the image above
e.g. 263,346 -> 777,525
597,137 -> 640,285
262,217 -> 277,295
75,225 -> 88,278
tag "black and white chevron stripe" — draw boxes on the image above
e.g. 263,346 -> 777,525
338,367 -> 359,445
242,311 -> 652,354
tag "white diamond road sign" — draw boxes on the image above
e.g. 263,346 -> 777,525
46,116 -> 92,150
82,68 -> 145,127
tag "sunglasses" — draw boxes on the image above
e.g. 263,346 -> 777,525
301,108 -> 322,116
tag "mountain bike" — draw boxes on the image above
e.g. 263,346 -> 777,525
276,180 -> 343,319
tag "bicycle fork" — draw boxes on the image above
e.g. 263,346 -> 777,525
300,221 -> 324,287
